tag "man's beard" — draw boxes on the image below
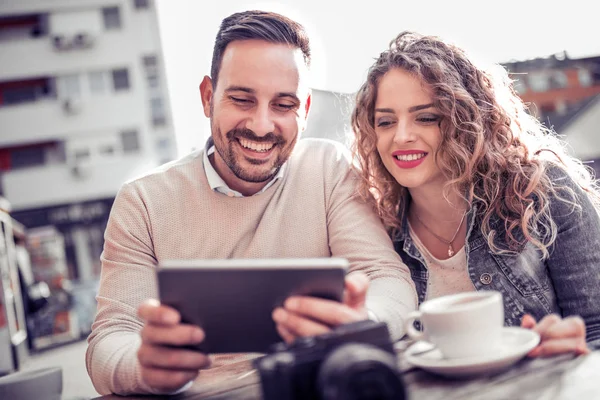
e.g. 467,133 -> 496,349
212,126 -> 290,183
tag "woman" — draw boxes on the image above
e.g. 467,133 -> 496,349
351,31 -> 600,356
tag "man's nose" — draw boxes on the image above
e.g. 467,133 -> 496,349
246,105 -> 275,136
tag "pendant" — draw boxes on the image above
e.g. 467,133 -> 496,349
448,244 -> 455,257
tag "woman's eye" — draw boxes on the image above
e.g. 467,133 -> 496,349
418,115 -> 441,124
376,120 -> 394,128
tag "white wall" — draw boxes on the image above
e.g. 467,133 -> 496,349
0,93 -> 144,146
2,156 -> 155,210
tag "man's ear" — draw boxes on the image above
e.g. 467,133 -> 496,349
301,90 -> 312,132
199,76 -> 213,117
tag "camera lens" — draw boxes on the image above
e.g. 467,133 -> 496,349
317,343 -> 407,400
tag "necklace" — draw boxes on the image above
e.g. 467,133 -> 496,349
413,210 -> 467,257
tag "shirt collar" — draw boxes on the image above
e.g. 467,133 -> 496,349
202,137 -> 285,197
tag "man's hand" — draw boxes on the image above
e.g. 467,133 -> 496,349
137,299 -> 211,392
272,272 -> 370,343
521,313 -> 590,357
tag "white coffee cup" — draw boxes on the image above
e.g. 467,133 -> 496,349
404,291 -> 504,359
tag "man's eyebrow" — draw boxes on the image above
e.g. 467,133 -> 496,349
276,92 -> 300,102
225,86 -> 254,93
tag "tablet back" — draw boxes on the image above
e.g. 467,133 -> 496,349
157,258 -> 347,353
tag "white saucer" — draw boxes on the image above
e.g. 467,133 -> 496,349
405,327 -> 540,378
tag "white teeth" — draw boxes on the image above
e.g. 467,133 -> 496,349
394,153 -> 426,161
239,138 -> 274,152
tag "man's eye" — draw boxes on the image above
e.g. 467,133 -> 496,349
230,96 -> 251,104
276,103 -> 294,110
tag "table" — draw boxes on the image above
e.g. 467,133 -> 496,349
94,349 -> 600,400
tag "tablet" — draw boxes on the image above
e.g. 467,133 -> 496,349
156,257 -> 348,353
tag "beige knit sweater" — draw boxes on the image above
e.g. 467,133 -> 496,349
86,138 -> 417,395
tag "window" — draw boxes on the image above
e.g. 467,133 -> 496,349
147,75 -> 159,88
143,55 -> 157,67
99,145 -> 115,155
156,138 -> 170,149
102,7 -> 121,30
46,142 -> 66,164
111,68 -> 130,91
134,0 -> 150,9
88,71 -> 107,94
121,130 -> 140,153
73,148 -> 90,162
528,72 -> 550,93
11,146 -> 46,169
143,55 -> 159,88
150,97 -> 166,126
61,74 -> 81,97
549,71 -> 568,89
2,86 -> 37,105
578,69 -> 592,87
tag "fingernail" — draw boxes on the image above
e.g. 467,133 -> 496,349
272,308 -> 286,323
193,328 -> 204,343
528,347 -> 540,357
162,311 -> 178,324
577,343 -> 590,355
285,298 -> 298,310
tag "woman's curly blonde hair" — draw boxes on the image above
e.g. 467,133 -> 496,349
351,31 -> 600,258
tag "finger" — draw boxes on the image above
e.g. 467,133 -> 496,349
543,316 -> 587,340
140,367 -> 198,392
343,272 -> 369,308
138,299 -> 181,326
272,308 -> 330,338
141,323 -> 205,346
276,324 -> 296,344
521,314 -> 537,329
533,314 -> 562,339
528,337 -> 590,358
138,344 -> 211,370
283,297 -> 362,326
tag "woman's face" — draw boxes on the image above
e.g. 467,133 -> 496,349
374,68 -> 445,191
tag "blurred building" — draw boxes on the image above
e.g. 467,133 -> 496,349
503,53 -> 600,176
0,0 -> 175,346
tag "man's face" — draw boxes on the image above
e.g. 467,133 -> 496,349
200,39 -> 311,193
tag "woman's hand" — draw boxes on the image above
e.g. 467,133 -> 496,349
521,313 -> 590,357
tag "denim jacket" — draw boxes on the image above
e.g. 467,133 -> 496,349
392,166 -> 600,348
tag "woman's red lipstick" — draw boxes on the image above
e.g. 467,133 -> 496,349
392,150 -> 427,169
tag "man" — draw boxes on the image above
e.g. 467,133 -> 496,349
86,10 -> 417,396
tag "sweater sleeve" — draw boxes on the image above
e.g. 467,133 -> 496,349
325,151 -> 418,340
85,182 -> 170,395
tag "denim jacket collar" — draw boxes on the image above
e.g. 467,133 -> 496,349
392,201 -> 480,245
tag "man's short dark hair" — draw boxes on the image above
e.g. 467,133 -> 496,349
210,10 -> 311,88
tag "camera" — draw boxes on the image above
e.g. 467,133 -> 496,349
254,320 -> 407,400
